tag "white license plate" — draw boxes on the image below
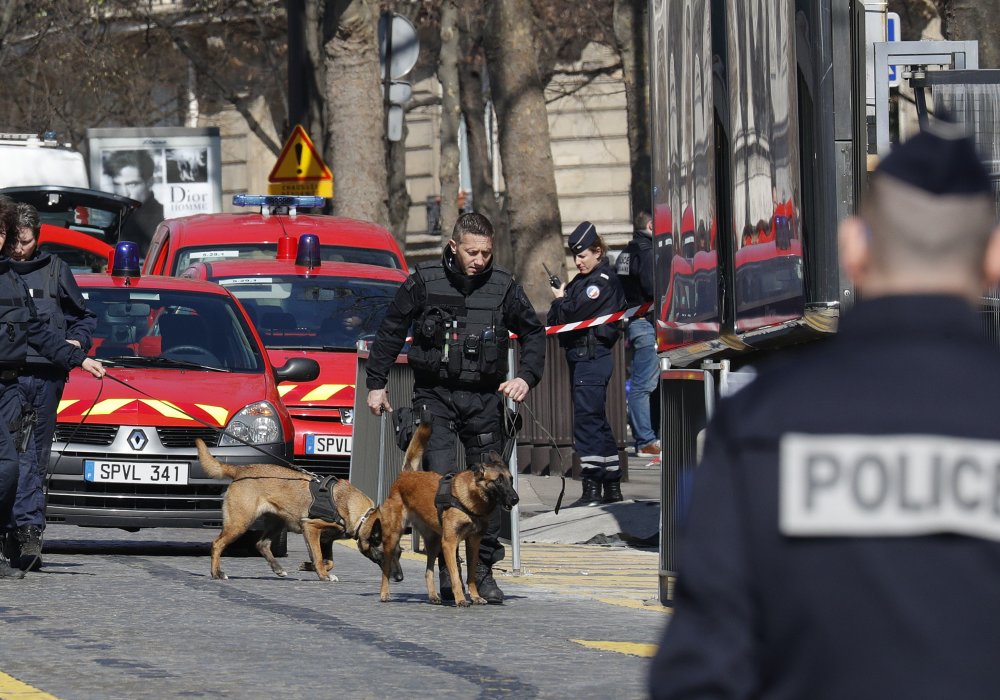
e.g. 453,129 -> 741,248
305,435 -> 352,455
84,460 -> 189,485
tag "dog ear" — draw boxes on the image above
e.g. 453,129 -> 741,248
369,518 -> 382,546
485,450 -> 504,464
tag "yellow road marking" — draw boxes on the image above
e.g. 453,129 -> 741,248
571,640 -> 658,657
0,671 -> 59,699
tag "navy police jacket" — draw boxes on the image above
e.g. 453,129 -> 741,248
547,258 -> 625,349
650,295 -> 1000,700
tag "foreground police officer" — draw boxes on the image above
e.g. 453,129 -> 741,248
649,125 -> 1000,698
4,203 -> 97,571
0,198 -> 105,579
366,212 -> 545,603
548,222 -> 626,506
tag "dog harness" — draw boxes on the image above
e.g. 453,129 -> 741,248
307,475 -> 346,529
434,472 -> 483,525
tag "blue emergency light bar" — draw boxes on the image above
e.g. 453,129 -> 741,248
232,195 -> 325,209
111,241 -> 141,278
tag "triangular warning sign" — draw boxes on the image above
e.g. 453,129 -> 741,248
268,125 -> 332,182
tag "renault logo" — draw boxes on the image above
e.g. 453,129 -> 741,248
128,429 -> 149,451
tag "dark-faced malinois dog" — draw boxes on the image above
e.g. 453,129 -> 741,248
196,438 -> 388,581
356,422 -> 520,607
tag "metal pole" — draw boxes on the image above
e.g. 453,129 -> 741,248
506,346 -> 521,574
377,411 -> 387,504
381,12 -> 394,146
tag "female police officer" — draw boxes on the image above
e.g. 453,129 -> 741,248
4,203 -> 96,570
548,222 -> 626,506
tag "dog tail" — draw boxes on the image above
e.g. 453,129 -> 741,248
195,438 -> 240,481
403,421 -> 432,471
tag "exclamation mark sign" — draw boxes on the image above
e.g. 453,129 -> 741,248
295,143 -> 303,175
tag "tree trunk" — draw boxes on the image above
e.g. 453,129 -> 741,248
936,0 -> 1000,69
304,0 -> 328,153
323,0 -> 388,225
438,0 -> 461,243
483,0 -> 564,311
613,0 -> 651,218
458,7 -> 507,266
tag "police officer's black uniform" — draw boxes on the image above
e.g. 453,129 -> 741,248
7,252 -> 95,567
365,243 -> 545,583
547,222 -> 626,505
0,259 -> 94,578
650,130 -> 1000,699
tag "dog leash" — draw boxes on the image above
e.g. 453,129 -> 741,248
515,401 -> 567,515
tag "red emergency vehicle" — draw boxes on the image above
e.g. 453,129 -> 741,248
49,243 -> 319,545
180,233 -> 407,478
142,194 -> 407,276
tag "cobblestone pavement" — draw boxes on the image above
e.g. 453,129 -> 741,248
0,524 -> 667,700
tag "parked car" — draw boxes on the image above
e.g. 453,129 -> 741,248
49,243 -> 319,551
143,194 -> 407,276
181,233 -> 407,478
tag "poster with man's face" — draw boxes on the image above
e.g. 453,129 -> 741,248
88,127 -> 222,254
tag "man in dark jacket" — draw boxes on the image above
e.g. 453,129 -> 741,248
0,198 -> 105,579
365,212 -> 545,604
616,211 -> 659,458
649,125 -> 1000,699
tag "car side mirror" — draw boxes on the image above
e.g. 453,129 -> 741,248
274,357 -> 320,383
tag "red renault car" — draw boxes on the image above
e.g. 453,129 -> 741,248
181,233 -> 407,478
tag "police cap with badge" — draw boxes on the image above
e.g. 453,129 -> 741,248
568,221 -> 598,254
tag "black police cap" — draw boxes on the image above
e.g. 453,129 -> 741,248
876,121 -> 992,196
568,221 -> 598,254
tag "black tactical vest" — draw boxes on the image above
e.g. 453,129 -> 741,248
0,264 -> 32,369
14,256 -> 65,364
407,262 -> 512,385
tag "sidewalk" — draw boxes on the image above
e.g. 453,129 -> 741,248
514,452 -> 662,547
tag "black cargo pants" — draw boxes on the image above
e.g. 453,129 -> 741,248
412,383 -> 507,568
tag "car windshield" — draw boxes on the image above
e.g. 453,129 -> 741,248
215,275 -> 399,350
174,244 -> 401,273
82,288 -> 266,372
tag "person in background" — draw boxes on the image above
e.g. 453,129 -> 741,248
365,212 -> 546,604
617,210 -> 660,462
104,150 -> 164,257
548,222 -> 626,506
0,197 -> 104,579
649,124 -> 1000,699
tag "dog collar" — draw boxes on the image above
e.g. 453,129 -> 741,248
353,507 -> 376,540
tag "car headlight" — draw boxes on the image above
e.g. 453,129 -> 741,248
219,401 -> 282,446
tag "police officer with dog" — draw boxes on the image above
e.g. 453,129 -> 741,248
649,125 -> 1000,698
365,212 -> 545,604
548,222 -> 626,506
0,197 -> 105,580
3,202 -> 97,571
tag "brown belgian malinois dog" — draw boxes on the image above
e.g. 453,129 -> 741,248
356,421 -> 520,607
196,438 -> 394,582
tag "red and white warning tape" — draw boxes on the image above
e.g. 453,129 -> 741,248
544,301 -> 652,335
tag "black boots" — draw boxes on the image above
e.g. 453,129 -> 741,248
603,480 -> 623,504
475,563 -> 504,605
13,526 -> 43,571
0,535 -> 25,580
571,478 -> 603,507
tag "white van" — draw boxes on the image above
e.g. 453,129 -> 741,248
0,132 -> 89,188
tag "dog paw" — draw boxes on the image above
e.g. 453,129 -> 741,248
379,594 -> 391,603
325,573 -> 339,582
211,571 -> 228,580
456,599 -> 472,608
472,596 -> 488,605
428,594 -> 442,605
275,569 -> 288,578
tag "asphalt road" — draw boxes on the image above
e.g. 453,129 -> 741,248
0,523 -> 668,699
